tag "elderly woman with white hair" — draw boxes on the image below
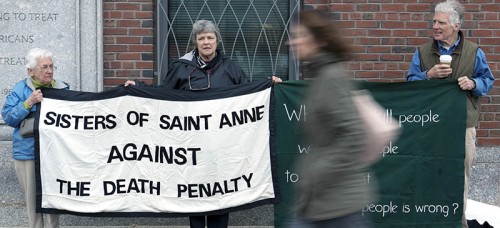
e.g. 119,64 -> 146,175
162,19 -> 250,90
2,48 -> 69,228
166,19 -> 246,228
167,20 -> 280,228
126,19 -> 280,228
126,19 -> 280,89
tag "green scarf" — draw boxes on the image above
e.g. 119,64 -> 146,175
31,77 -> 54,89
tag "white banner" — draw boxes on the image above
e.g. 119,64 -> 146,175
35,81 -> 277,216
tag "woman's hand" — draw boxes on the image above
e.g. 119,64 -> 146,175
26,89 -> 43,107
271,76 -> 283,84
124,80 -> 136,87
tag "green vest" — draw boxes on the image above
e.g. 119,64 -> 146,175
418,31 -> 480,127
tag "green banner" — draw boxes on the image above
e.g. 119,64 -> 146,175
274,80 -> 466,227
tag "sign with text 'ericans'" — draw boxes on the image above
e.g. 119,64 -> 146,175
0,0 -> 78,119
35,80 -> 278,216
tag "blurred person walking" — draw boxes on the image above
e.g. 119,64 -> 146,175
286,10 -> 375,228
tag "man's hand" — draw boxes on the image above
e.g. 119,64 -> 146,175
458,76 -> 476,91
426,64 -> 452,79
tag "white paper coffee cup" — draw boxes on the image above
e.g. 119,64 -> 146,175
440,55 -> 452,66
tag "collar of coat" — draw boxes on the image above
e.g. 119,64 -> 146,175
178,49 -> 226,67
430,30 -> 465,56
307,52 -> 345,69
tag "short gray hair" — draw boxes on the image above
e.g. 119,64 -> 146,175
25,48 -> 53,70
435,0 -> 465,27
191,20 -> 222,46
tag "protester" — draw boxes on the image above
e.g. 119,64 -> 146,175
286,10 -> 375,228
2,48 -> 69,228
126,19 -> 280,228
407,1 -> 494,227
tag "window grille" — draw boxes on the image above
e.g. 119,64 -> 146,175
156,0 -> 300,84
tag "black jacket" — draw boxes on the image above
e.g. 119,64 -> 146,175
163,50 -> 247,90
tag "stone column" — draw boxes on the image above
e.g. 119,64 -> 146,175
0,1 -> 102,226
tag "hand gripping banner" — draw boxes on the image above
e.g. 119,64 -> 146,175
34,80 -> 279,217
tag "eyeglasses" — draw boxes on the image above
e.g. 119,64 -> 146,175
36,65 -> 57,72
188,67 -> 210,90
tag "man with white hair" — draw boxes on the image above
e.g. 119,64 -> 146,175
407,1 -> 494,227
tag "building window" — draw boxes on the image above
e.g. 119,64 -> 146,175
157,0 -> 300,84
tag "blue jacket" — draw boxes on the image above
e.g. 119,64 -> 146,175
2,78 -> 69,160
